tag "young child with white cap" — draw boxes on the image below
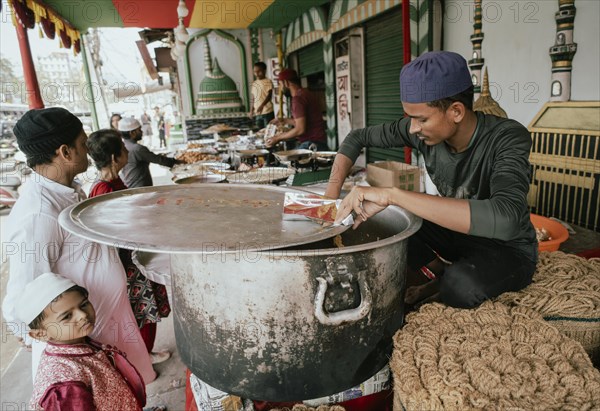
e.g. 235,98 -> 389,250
17,273 -> 146,411
4,107 -> 155,383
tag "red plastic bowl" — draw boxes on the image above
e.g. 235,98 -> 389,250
530,214 -> 569,252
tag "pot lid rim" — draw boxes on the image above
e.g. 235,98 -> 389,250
58,184 -> 353,254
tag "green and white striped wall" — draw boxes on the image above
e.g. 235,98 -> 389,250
284,7 -> 328,54
323,34 -> 336,148
329,0 -> 402,33
410,0 -> 432,59
409,0 -> 440,172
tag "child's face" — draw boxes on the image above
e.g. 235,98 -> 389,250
111,115 -> 122,129
114,140 -> 129,171
32,291 -> 96,345
254,66 -> 266,79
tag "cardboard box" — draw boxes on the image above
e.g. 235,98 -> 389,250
367,161 -> 421,192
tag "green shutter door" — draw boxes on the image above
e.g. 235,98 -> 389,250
298,42 -> 324,77
365,10 -> 405,162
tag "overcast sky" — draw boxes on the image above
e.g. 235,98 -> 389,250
1,21 -> 146,85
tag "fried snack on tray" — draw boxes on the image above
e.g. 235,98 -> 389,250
187,142 -> 212,149
175,151 -> 218,164
237,162 -> 253,172
202,123 -> 237,134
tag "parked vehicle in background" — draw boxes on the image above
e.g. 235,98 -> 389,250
0,103 -> 28,141
0,155 -> 25,212
0,103 -> 29,211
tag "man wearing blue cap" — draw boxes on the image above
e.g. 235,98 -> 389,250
326,51 -> 537,309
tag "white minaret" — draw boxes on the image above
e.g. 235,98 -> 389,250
549,0 -> 577,101
468,0 -> 484,100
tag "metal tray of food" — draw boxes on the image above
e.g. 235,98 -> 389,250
58,184 -> 349,254
171,161 -> 230,175
273,149 -> 314,161
173,174 -> 227,184
237,149 -> 270,158
200,124 -> 239,135
226,167 -> 294,184
315,151 -> 337,159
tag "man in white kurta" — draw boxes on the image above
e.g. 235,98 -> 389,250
2,107 -> 155,384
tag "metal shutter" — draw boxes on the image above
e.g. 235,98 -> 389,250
365,10 -> 405,162
298,42 -> 324,77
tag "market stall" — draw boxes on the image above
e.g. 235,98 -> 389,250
169,126 -> 340,187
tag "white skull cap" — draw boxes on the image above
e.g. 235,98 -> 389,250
16,272 -> 78,325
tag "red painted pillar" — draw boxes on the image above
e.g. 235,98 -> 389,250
15,21 -> 44,109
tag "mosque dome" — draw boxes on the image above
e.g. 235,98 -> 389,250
196,37 -> 244,114
197,59 -> 244,113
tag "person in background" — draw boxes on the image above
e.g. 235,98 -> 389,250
171,111 -> 181,140
87,129 -> 171,365
153,106 -> 161,144
140,110 -> 153,147
140,110 -> 153,137
157,111 -> 166,148
3,107 -> 155,383
118,117 -> 178,187
328,51 -> 538,309
265,68 -> 328,151
110,113 -> 122,130
17,273 -> 146,411
249,61 -> 275,129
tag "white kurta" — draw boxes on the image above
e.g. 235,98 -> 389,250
2,172 -> 155,384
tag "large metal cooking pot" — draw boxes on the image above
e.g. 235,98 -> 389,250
58,184 -> 421,401
172,208 -> 419,400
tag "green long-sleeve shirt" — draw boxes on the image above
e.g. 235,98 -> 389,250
338,112 -> 537,262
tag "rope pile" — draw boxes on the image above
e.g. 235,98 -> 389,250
495,251 -> 600,364
391,301 -> 600,411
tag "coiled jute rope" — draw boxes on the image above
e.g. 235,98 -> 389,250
495,252 -> 600,364
391,301 -> 600,411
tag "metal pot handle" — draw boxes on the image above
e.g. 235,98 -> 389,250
314,273 -> 372,326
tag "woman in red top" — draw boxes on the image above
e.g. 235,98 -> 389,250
87,129 -> 171,365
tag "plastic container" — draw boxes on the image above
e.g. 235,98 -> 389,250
530,213 -> 569,252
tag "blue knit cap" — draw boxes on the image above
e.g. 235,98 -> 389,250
400,51 -> 473,103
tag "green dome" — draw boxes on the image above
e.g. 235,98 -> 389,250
197,58 -> 244,113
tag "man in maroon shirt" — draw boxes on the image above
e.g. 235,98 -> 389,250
265,68 -> 329,151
